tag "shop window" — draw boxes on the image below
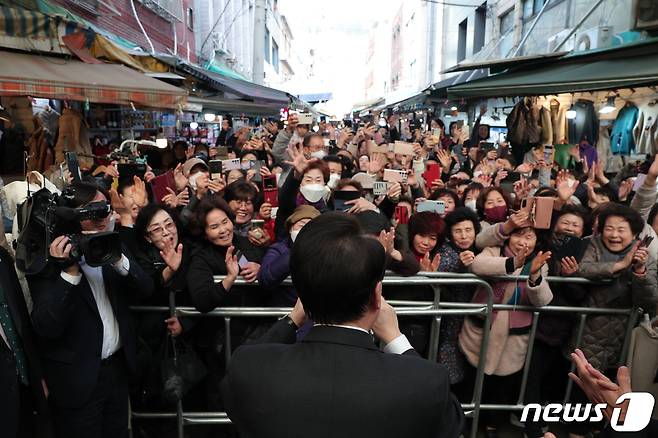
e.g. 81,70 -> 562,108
458,19 -> 468,62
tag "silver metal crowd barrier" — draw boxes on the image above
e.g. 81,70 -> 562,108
129,273 -> 640,438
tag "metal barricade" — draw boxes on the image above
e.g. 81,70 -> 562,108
130,273 -> 640,438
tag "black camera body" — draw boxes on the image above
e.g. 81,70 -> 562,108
15,187 -> 122,275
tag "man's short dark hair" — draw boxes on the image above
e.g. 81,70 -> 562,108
65,181 -> 109,208
290,212 -> 386,325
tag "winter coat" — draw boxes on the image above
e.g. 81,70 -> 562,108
574,236 -> 658,369
54,108 -> 93,169
610,103 -> 639,155
459,246 -> 552,376
568,99 -> 599,145
538,106 -> 553,145
548,100 -> 569,144
26,119 -> 54,174
506,100 -> 541,148
257,239 -> 296,306
633,102 -> 658,155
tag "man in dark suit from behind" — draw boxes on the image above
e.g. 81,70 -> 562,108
0,246 -> 53,438
222,212 -> 464,438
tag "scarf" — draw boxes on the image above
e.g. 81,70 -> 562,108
295,191 -> 327,211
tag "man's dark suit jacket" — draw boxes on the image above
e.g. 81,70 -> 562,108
221,321 -> 464,438
27,250 -> 153,408
0,247 -> 53,438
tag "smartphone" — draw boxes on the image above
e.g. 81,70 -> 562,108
423,163 -> 441,187
296,112 -> 314,125
222,158 -> 241,171
65,152 -> 82,182
332,190 -> 361,212
432,128 -> 441,137
150,170 -> 176,203
262,175 -> 279,207
394,141 -> 415,156
117,163 -> 146,180
217,146 -> 229,160
544,144 -> 554,164
208,160 -> 222,180
417,200 -> 446,215
383,169 -> 407,183
640,235 -> 654,248
252,160 -> 264,184
373,181 -> 389,196
395,205 -> 409,225
233,250 -> 249,269
251,219 -> 265,231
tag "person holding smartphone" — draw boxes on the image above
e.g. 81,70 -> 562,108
224,181 -> 273,247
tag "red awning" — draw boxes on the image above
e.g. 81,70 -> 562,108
0,50 -> 186,109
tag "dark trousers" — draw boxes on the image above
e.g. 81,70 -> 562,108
52,352 -> 129,438
523,340 -> 571,438
0,343 -> 34,438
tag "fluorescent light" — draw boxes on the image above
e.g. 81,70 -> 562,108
378,117 -> 387,127
599,96 -> 616,114
155,138 -> 168,149
203,113 -> 216,122
450,106 -> 458,111
189,122 -> 199,129
312,124 -> 320,132
566,106 -> 577,119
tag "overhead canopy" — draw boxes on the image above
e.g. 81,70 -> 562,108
448,50 -> 658,98
0,50 -> 187,108
188,96 -> 282,117
172,61 -> 289,105
442,52 -> 568,74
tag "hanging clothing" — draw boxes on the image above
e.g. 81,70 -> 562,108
54,108 -> 93,169
548,99 -> 569,144
610,103 -> 639,155
538,106 -> 553,145
598,125 -> 623,174
633,101 -> 658,155
36,107 -> 60,135
567,99 -> 599,145
26,117 -> 54,174
506,98 -> 541,151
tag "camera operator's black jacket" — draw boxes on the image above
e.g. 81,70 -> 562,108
26,247 -> 154,409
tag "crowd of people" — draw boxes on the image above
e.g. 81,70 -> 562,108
1,111 -> 657,438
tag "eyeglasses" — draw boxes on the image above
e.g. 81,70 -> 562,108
147,221 -> 176,237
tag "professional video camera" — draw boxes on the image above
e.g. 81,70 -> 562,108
14,186 -> 122,275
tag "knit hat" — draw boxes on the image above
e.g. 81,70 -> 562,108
183,158 -> 208,177
285,205 -> 321,232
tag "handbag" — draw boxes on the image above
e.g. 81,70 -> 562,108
161,334 -> 208,404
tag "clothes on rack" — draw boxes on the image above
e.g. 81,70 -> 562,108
538,106 -> 553,145
548,98 -> 569,144
633,101 -> 658,155
36,106 -> 60,135
54,108 -> 93,169
26,117 -> 54,174
610,103 -> 639,155
597,125 -> 624,174
506,98 -> 542,164
568,99 -> 599,145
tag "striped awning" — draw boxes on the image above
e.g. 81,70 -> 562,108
0,50 -> 187,108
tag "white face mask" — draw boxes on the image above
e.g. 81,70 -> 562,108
290,229 -> 300,242
188,172 -> 203,190
300,183 -> 327,203
465,199 -> 477,212
310,150 -> 326,160
327,173 -> 341,189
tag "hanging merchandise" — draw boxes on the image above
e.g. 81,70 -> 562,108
26,117 -> 54,173
633,100 -> 658,155
506,97 -> 541,163
567,99 -> 599,145
548,98 -> 569,144
597,124 -> 623,174
54,108 -> 93,169
538,105 -> 552,145
610,102 -> 639,155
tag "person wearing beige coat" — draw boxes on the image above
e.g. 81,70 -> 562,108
459,229 -> 553,376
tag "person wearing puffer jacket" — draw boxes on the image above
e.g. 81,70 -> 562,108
458,225 -> 552,437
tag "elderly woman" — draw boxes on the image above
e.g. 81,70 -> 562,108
575,204 -> 658,369
224,180 -> 274,246
436,207 -> 480,385
459,225 -> 552,435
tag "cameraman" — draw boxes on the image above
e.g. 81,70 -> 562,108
26,181 -> 154,438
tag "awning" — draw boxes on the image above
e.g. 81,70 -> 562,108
448,50 -> 658,98
188,96 -> 282,117
351,97 -> 385,113
442,52 -> 568,74
168,60 -> 289,105
0,50 -> 187,108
